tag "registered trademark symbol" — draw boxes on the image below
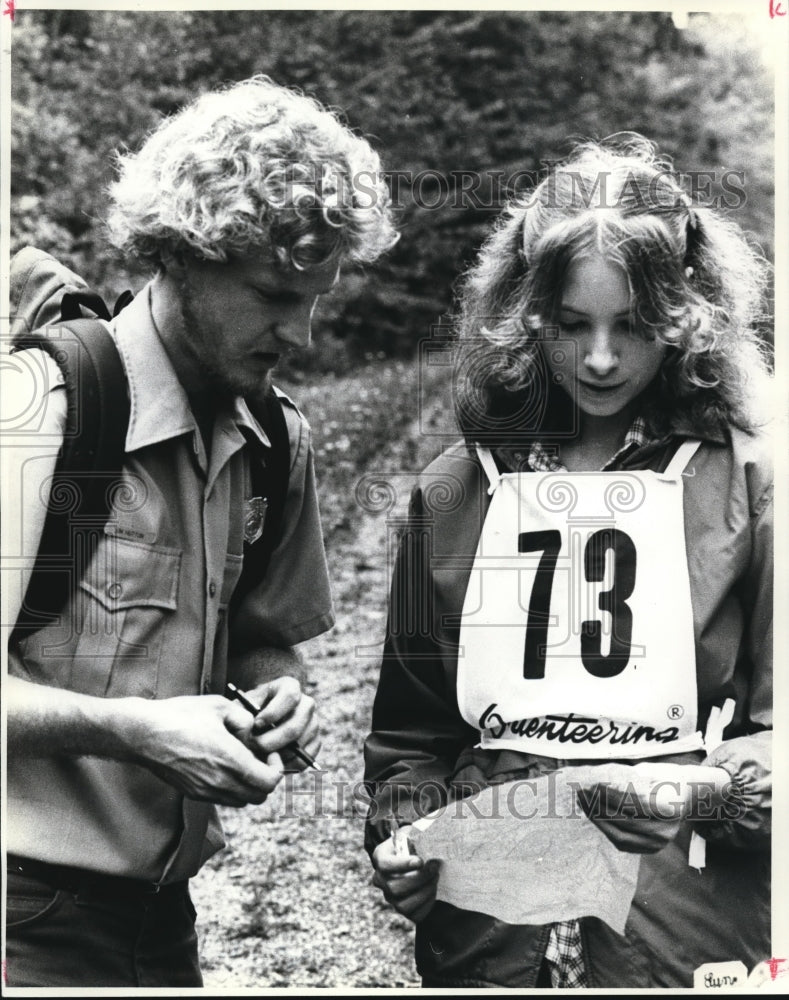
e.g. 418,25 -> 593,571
667,704 -> 684,720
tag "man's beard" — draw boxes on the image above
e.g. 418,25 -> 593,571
179,290 -> 272,400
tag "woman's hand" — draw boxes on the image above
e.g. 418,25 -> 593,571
562,761 -> 732,854
371,825 -> 440,923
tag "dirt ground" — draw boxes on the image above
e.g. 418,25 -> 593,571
190,365 -> 449,991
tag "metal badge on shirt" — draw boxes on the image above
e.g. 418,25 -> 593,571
244,496 -> 268,545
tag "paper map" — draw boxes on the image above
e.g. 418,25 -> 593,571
407,773 -> 640,934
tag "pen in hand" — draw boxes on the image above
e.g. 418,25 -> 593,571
225,681 -> 323,772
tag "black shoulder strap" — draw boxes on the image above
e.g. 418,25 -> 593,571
11,320 -> 291,636
229,389 -> 291,621
60,290 -> 112,322
10,319 -> 130,636
59,289 -> 134,323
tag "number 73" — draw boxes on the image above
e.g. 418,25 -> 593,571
519,528 -> 636,680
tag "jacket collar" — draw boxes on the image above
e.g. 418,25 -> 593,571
111,283 -> 271,453
667,414 -> 728,446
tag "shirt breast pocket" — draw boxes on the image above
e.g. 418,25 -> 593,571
70,536 -> 181,698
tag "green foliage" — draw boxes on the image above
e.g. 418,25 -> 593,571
286,356 -> 448,540
11,9 -> 774,368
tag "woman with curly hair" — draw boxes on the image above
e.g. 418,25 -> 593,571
365,135 -> 773,988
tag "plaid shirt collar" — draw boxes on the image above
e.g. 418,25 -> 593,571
498,416 -> 651,473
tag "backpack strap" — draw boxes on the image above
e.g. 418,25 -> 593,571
11,319 -> 291,637
60,289 -> 134,323
60,290 -> 113,322
229,389 -> 291,622
10,319 -> 130,636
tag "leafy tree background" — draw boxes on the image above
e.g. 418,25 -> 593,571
10,8 -> 774,371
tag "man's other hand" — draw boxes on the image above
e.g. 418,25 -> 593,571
231,677 -> 320,772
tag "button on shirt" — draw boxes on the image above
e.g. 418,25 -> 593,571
5,284 -> 335,882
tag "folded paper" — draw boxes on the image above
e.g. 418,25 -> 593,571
408,773 -> 640,934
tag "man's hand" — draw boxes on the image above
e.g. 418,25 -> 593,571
229,676 -> 320,772
6,676 -> 284,808
562,761 -> 732,854
371,826 -> 440,923
228,646 -> 320,771
131,694 -> 286,806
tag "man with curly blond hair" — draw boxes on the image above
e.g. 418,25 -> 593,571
4,75 -> 397,987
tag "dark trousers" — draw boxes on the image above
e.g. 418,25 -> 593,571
4,858 -> 203,987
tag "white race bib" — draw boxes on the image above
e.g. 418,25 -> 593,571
456,441 -> 704,759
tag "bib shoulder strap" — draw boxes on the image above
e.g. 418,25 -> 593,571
663,438 -> 702,478
475,444 -> 502,494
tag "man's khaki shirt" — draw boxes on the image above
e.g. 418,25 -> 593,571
4,285 -> 334,881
